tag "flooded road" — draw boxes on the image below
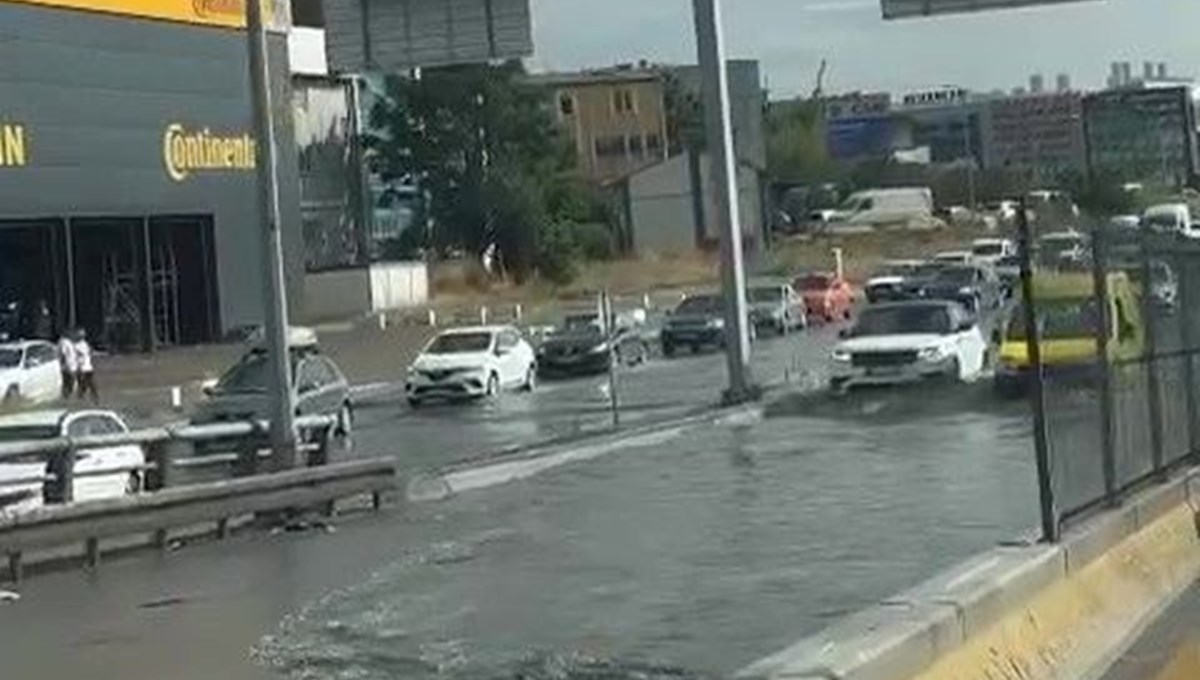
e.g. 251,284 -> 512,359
0,330 -> 1042,680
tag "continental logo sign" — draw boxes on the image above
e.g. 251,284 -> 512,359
0,123 -> 27,168
9,0 -> 287,30
163,124 -> 256,182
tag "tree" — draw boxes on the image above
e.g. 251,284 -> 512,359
765,98 -> 840,185
661,70 -> 705,155
369,61 -> 576,281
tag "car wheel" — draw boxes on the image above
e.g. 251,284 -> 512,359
486,372 -> 500,397
126,472 -> 142,495
947,357 -> 963,382
522,365 -> 536,392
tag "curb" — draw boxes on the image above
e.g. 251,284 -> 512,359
736,467 -> 1200,680
406,401 -> 764,502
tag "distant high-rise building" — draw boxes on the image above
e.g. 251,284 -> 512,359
1159,63 -> 1169,79
981,91 -> 1085,183
1084,86 -> 1199,187
1030,74 -> 1044,94
1144,62 -> 1156,81
1056,74 -> 1071,93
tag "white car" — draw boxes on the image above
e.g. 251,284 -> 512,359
829,301 -> 988,391
969,238 -> 1016,266
0,340 -> 62,406
406,326 -> 537,407
933,250 -> 973,265
0,409 -> 145,515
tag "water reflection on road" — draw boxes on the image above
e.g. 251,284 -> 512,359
256,383 -> 1037,680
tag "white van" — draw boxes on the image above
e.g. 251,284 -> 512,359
826,188 -> 935,231
1142,203 -> 1200,238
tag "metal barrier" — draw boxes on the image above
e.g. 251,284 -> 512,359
0,416 -> 397,581
1018,207 -> 1200,538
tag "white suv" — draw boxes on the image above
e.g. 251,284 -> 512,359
406,326 -> 537,407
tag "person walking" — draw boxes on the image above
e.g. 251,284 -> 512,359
57,331 -> 76,400
73,329 -> 98,403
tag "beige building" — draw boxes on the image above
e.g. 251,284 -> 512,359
531,68 -> 670,184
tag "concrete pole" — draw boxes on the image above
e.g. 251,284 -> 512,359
691,0 -> 756,403
246,0 -> 298,468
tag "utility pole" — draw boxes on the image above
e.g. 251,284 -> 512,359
246,0 -> 298,469
691,0 -> 756,404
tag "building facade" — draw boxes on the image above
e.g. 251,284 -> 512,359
0,0 -> 303,349
894,88 -> 985,166
669,60 -> 767,169
531,68 -> 670,184
980,91 -> 1085,182
1083,86 -> 1200,187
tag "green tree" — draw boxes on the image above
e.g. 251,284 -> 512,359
369,61 -> 576,281
661,70 -> 705,155
765,98 -> 840,184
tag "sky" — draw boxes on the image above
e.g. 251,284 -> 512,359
527,0 -> 1200,99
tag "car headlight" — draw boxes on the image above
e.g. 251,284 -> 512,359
958,286 -> 975,296
918,346 -> 947,362
831,349 -> 852,363
588,342 -> 611,355
706,318 -> 726,329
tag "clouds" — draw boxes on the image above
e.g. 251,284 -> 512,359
529,0 -> 1200,98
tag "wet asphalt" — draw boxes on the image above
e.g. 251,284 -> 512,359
0,322 -> 1045,680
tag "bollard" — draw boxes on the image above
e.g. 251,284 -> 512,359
643,293 -> 651,310
514,303 -> 523,322
377,312 -> 388,331
170,386 -> 183,411
7,552 -> 22,584
480,306 -> 489,325
428,309 -> 438,327
85,537 -> 100,570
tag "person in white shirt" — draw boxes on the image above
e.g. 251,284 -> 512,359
72,329 -> 98,403
57,332 -> 77,399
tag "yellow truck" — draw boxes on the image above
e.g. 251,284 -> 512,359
994,272 -> 1144,395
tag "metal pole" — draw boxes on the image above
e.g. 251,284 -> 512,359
1089,225 -> 1118,504
1138,229 -> 1164,478
246,0 -> 297,469
1179,252 -> 1200,460
691,0 -> 755,404
1017,197 -> 1058,542
604,291 -> 619,428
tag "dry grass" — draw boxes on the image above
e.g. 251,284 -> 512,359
769,227 -> 993,283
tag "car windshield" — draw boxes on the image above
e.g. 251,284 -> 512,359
676,296 -> 721,314
933,268 -> 976,285
1144,213 -> 1180,230
797,275 -> 832,290
0,349 -> 20,369
748,287 -> 782,303
1007,300 -> 1100,340
849,305 -> 952,337
0,425 -> 58,442
554,315 -> 602,336
972,243 -> 1004,256
426,332 -> 494,354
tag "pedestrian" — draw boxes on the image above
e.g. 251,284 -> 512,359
57,330 -> 76,400
73,328 -> 98,403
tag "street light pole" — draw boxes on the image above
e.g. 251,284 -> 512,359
246,0 -> 298,468
691,0 -> 756,404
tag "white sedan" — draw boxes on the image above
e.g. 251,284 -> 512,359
829,301 -> 988,391
0,340 -> 62,406
406,325 -> 537,407
0,409 -> 145,515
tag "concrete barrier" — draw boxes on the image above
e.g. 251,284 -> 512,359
738,467 -> 1200,680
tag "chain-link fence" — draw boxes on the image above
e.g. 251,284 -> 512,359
1018,210 -> 1200,537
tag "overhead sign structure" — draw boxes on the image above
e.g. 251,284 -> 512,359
7,0 -> 289,30
323,0 -> 533,73
882,0 -> 1098,19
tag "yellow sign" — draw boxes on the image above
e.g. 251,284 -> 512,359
0,124 -> 27,167
163,124 -> 256,182
6,0 -> 285,30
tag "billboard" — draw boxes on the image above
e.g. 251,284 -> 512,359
882,0 -> 1097,20
324,0 -> 533,73
4,0 -> 289,30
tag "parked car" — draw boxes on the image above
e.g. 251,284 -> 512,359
795,272 -> 855,322
1037,231 -> 1089,269
995,273 -> 1143,396
747,282 -> 808,335
0,340 -> 62,406
828,300 -> 988,391
1142,203 -> 1200,239
661,294 -> 757,356
192,327 -> 353,443
537,312 -> 649,378
932,250 -> 973,265
913,265 -> 1002,314
406,325 -> 537,406
0,409 -> 145,515
864,260 -> 925,304
970,238 -> 1016,266
822,187 -> 936,231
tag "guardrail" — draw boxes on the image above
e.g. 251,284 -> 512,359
0,416 -> 397,582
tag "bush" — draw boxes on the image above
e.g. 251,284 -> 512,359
573,222 -> 614,261
536,220 -> 581,286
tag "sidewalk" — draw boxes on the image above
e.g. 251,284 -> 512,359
1101,583 -> 1200,680
94,322 -> 436,424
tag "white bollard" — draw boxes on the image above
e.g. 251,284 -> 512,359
170,386 -> 182,411
377,313 -> 388,331
480,306 -> 489,325
643,293 -> 651,310
427,309 -> 437,327
514,303 -> 523,322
